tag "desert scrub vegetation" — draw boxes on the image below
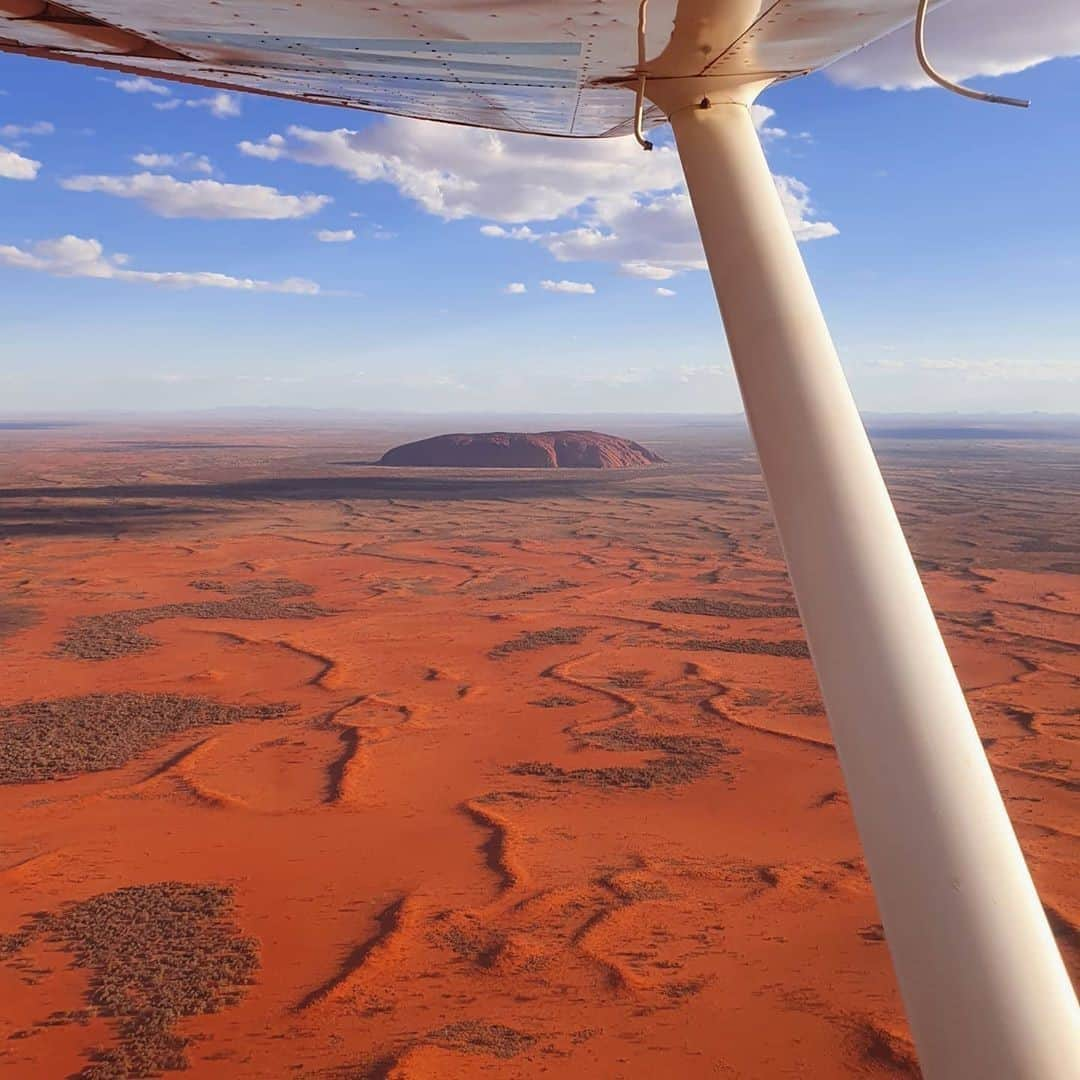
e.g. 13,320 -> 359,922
653,596 -> 799,619
0,882 -> 258,1078
679,637 -> 810,659
57,577 -> 326,660
428,1020 -> 537,1059
489,626 -> 589,659
0,600 -> 39,646
607,669 -> 649,689
512,725 -> 735,790
0,692 -> 292,783
486,578 -> 578,601
528,695 -> 583,708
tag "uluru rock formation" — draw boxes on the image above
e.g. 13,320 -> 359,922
378,430 -> 664,469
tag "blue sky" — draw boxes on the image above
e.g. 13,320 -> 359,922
0,12 -> 1077,415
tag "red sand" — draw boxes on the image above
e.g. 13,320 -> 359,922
0,421 -> 1075,1078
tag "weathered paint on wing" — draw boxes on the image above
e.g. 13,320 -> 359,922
0,0 -> 941,135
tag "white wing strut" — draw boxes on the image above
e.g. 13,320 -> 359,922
648,79 -> 1079,1079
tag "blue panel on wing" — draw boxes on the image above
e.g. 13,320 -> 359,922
168,31 -> 582,86
171,34 -> 583,57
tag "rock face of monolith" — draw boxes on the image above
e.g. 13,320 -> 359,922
378,431 -> 664,469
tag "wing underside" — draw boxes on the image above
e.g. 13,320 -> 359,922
1,0 -> 932,136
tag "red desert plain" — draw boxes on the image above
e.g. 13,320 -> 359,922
0,414 -> 1076,1079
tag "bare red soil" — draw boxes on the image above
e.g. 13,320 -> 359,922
0,418 -> 1075,1078
378,430 -> 664,468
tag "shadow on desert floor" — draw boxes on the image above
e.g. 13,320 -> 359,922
0,470 -> 735,506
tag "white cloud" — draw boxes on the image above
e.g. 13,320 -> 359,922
483,181 -> 836,277
773,177 -> 840,241
187,92 -> 242,119
0,145 -> 40,181
0,121 -> 54,138
237,136 -> 283,161
655,287 -> 676,297
621,261 -> 678,280
503,282 -> 526,294
119,76 -> 241,118
153,91 -> 241,118
750,105 -> 786,140
315,228 -> 356,243
114,76 -> 171,96
519,195 -> 706,274
238,111 -> 835,279
540,279 -> 595,294
60,172 -> 330,220
0,235 -> 319,294
480,224 -> 533,240
239,118 -> 685,223
132,152 -> 174,169
828,0 -> 1080,89
131,151 -> 213,175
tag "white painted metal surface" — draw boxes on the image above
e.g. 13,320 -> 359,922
658,83 -> 1080,1079
1,0 -> 944,136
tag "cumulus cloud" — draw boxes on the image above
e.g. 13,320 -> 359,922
154,91 -> 241,119
112,76 -> 241,118
750,105 -> 786,140
481,179 -> 835,277
622,261 -> 679,280
239,112 -> 835,279
773,177 -> 840,241
503,282 -> 526,294
540,279 -> 595,294
479,195 -> 703,278
0,121 -> 54,138
0,145 -> 40,181
202,92 -> 241,118
60,172 -> 330,220
114,76 -> 171,96
315,228 -> 356,243
655,287 -> 676,297
239,118 -> 686,223
131,151 -> 213,174
0,235 -> 319,294
828,0 -> 1080,89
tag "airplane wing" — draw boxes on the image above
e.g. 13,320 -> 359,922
0,0 -> 941,137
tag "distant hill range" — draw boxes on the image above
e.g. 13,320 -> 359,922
379,431 -> 665,469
